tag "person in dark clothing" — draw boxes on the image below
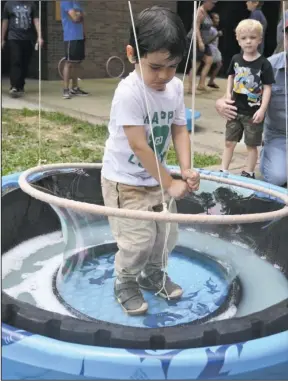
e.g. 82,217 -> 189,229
246,1 -> 267,55
1,1 -> 43,97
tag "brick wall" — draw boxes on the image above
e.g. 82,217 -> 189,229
45,0 -> 177,80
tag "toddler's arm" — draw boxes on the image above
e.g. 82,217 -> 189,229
171,125 -> 191,174
226,75 -> 234,100
124,125 -> 173,190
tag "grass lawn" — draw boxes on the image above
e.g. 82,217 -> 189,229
2,108 -> 221,176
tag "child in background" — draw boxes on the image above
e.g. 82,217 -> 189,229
208,12 -> 223,89
101,6 -> 200,315
221,19 -> 274,179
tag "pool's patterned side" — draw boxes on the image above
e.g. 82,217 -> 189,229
2,323 -> 288,380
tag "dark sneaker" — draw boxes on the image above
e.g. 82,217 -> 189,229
70,87 -> 89,96
114,279 -> 148,315
241,170 -> 255,179
63,88 -> 71,99
138,270 -> 183,300
9,88 -> 20,98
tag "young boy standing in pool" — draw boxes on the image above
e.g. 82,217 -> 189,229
221,19 -> 274,179
101,6 -> 200,316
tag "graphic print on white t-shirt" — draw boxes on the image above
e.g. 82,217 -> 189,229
128,110 -> 175,168
102,71 -> 187,186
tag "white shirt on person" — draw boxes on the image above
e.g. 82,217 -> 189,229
102,70 -> 186,187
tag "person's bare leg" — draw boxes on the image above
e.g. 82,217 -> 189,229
71,62 -> 79,89
208,61 -> 222,87
198,55 -> 213,90
63,61 -> 72,89
221,141 -> 237,171
245,145 -> 258,173
188,61 -> 201,93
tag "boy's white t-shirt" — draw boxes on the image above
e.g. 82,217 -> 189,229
102,70 -> 187,187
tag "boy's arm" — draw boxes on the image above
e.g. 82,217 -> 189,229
123,125 -> 173,190
259,84 -> 272,113
171,125 -> 191,173
226,75 -> 234,99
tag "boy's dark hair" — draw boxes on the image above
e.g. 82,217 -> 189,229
129,6 -> 187,62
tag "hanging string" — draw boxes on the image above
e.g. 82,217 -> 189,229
182,1 -> 201,169
283,1 -> 288,192
190,0 -> 198,169
37,0 -> 42,166
128,1 -> 167,211
182,1 -> 201,83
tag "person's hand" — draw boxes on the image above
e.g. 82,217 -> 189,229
1,40 -> 5,49
167,179 -> 188,199
252,109 -> 265,124
37,37 -> 44,47
215,98 -> 237,121
199,41 -> 205,52
218,31 -> 223,37
182,169 -> 200,193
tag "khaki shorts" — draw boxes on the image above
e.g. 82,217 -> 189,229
225,113 -> 263,147
101,177 -> 178,281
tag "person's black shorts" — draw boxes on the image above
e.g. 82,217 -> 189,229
64,39 -> 85,62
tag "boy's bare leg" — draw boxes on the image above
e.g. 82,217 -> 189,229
221,141 -> 237,171
245,145 -> 258,173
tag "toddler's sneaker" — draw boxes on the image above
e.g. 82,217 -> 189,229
114,279 -> 148,315
241,170 -> 255,179
138,270 -> 183,300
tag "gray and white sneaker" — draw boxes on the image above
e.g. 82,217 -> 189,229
70,87 -> 89,96
114,279 -> 148,315
63,88 -> 71,99
9,87 -> 20,98
137,270 -> 183,300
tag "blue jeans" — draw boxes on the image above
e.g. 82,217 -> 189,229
260,137 -> 287,186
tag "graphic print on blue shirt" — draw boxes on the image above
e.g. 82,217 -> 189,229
61,1 -> 84,41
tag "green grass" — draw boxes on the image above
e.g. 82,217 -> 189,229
2,108 -> 221,176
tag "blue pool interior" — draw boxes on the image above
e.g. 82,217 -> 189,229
2,168 -> 288,380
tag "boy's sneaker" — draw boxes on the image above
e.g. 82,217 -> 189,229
241,170 -> 255,179
114,279 -> 148,315
137,270 -> 183,300
9,87 -> 20,98
63,88 -> 71,99
70,87 -> 89,96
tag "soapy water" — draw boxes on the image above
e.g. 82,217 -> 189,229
2,220 -> 288,326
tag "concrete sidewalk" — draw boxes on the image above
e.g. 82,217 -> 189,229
2,76 -> 252,173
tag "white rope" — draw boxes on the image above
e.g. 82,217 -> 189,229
182,1 -> 201,83
190,0 -> 198,169
37,0 -> 42,166
128,2 -> 179,299
283,1 -> 288,191
128,2 -> 167,212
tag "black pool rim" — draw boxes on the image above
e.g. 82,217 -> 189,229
2,170 -> 288,350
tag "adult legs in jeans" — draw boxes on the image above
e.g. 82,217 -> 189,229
260,137 -> 287,187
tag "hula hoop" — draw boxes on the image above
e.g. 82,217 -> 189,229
18,163 -> 288,225
57,57 -> 82,81
106,56 -> 125,78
